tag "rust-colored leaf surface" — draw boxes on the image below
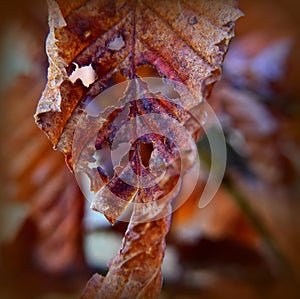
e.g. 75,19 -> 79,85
82,213 -> 171,299
35,0 -> 242,298
35,0 -> 242,163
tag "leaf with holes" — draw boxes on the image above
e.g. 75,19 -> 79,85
35,0 -> 242,297
35,0 -> 242,165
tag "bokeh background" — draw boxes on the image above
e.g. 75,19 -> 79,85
0,0 -> 300,298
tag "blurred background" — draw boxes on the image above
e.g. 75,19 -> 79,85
0,0 -> 300,298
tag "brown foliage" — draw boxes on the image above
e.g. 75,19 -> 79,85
34,0 -> 242,297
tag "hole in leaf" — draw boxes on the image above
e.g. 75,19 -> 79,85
139,141 -> 154,168
188,16 -> 198,25
69,63 -> 96,87
163,85 -> 180,99
223,21 -> 234,29
136,64 -> 160,78
108,35 -> 125,51
93,142 -> 114,180
107,71 -> 127,86
216,39 -> 228,52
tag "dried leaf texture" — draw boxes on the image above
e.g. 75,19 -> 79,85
82,213 -> 171,299
35,0 -> 242,162
34,0 -> 242,298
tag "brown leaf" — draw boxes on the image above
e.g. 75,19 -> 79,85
82,213 -> 171,299
35,0 -> 242,297
35,0 -> 242,165
0,76 -> 85,275
35,0 -> 242,221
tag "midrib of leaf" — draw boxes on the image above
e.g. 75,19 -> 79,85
37,1 -> 244,298
136,40 -> 187,84
65,0 -> 215,87
136,267 -> 160,299
130,3 -> 137,79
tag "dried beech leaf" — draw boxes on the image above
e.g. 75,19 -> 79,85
35,0 -> 242,163
34,0 -> 242,220
34,0 -> 242,297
